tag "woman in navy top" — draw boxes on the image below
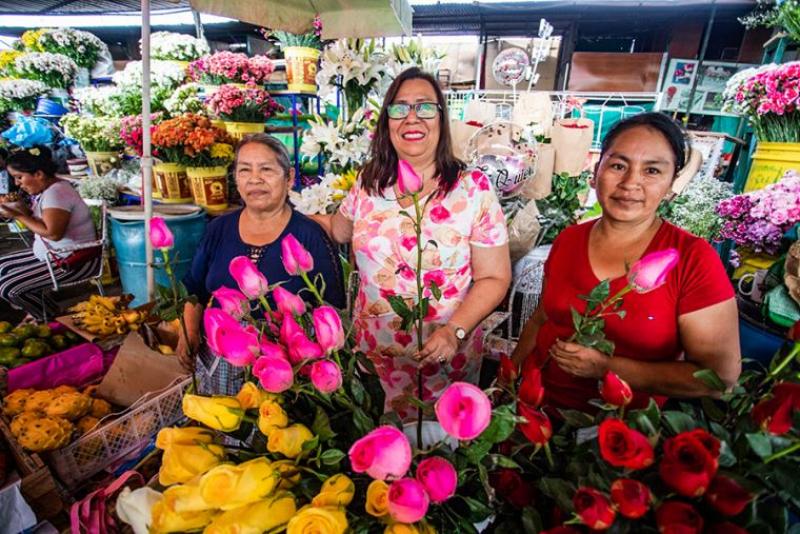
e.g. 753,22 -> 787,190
179,134 -> 345,384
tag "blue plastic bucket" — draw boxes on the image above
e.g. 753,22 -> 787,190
35,97 -> 68,117
109,207 -> 206,306
739,315 -> 787,368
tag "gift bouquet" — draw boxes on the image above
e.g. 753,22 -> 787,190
0,79 -> 49,113
112,60 -> 187,115
149,31 -> 210,62
151,113 -> 234,167
60,113 -> 124,152
24,28 -> 106,69
716,170 -> 800,254
13,52 -> 78,89
187,51 -> 275,86
205,85 -> 282,123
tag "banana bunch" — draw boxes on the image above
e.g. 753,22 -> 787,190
68,295 -> 146,337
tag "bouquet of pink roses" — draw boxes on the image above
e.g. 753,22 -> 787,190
187,51 -> 274,85
205,84 -> 282,123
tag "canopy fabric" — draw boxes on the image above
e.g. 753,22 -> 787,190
188,0 -> 413,37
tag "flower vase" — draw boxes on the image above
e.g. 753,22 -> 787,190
186,165 -> 230,213
85,151 -> 120,177
223,121 -> 264,142
284,46 -> 320,93
745,141 -> 800,192
153,162 -> 193,203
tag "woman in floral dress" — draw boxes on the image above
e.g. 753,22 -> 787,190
315,68 -> 511,419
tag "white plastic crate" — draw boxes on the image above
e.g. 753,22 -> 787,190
45,376 -> 190,488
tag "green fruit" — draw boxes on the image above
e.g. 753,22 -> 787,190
0,347 -> 20,366
11,325 -> 35,341
50,335 -> 68,350
0,321 -> 11,334
35,325 -> 51,338
20,343 -> 46,359
0,334 -> 18,347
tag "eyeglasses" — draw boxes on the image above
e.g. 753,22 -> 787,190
387,102 -> 441,120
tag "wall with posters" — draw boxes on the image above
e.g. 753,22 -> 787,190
660,58 -> 756,116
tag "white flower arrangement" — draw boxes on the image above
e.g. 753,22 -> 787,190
112,60 -> 187,115
721,64 -> 776,115
149,31 -> 210,62
300,106 -> 375,171
316,39 -> 389,100
60,113 -> 124,152
288,170 -> 357,215
0,79 -> 48,112
661,178 -> 734,241
77,173 -> 120,202
37,28 -> 107,68
73,85 -> 122,117
14,52 -> 78,89
163,83 -> 206,116
386,37 -> 445,81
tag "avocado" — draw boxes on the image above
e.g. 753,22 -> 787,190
0,334 -> 18,347
50,334 -> 68,350
35,324 -> 51,338
11,325 -> 36,341
21,342 -> 47,359
0,347 -> 20,366
0,321 -> 11,334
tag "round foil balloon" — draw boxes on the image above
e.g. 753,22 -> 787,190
467,121 -> 538,199
492,48 -> 530,87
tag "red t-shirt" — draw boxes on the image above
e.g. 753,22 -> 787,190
523,219 -> 735,412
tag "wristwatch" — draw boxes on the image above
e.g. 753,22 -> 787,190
449,322 -> 467,341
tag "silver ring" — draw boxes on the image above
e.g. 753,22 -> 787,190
438,356 -> 447,364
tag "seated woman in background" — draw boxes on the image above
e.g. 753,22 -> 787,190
0,146 -> 99,319
179,133 -> 345,388
511,112 -> 740,412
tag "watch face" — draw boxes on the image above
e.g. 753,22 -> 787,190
455,328 -> 466,340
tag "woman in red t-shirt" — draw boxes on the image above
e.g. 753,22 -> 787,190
511,113 -> 740,412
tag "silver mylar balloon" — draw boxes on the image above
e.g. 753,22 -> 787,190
466,121 -> 538,199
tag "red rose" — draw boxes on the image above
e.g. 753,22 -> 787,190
610,478 -> 650,519
705,476 -> 752,517
656,501 -> 703,534
705,522 -> 750,534
498,355 -> 519,387
489,468 -> 534,509
597,419 -> 654,470
752,382 -> 800,435
517,403 -> 552,446
573,487 -> 616,530
600,370 -> 633,407
519,367 -> 544,408
659,430 -> 720,497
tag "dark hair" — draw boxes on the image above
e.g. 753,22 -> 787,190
6,145 -> 58,177
234,133 -> 292,179
360,67 -> 464,196
600,112 -> 688,175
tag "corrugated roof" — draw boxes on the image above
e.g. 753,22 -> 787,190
0,0 -> 191,15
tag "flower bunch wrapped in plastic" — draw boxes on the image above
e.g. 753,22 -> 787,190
13,52 -> 78,89
163,83 -> 206,117
205,84 -> 282,123
73,85 -> 122,117
60,113 -> 124,152
32,28 -> 106,68
716,170 -> 800,254
187,51 -> 274,85
151,113 -> 234,167
660,178 -> 733,241
149,31 -> 210,62
0,79 -> 48,113
112,60 -> 187,115
120,113 -> 163,156
300,107 -> 375,172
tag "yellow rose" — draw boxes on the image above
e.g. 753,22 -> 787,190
163,482 -> 212,513
182,394 -> 244,432
385,524 -> 420,534
203,491 -> 296,534
312,474 -> 355,508
268,424 -> 314,459
258,398 -> 289,436
286,506 -> 348,534
150,499 -> 217,534
366,480 -> 390,518
273,459 -> 302,489
200,457 -> 280,511
236,382 -> 277,410
156,426 -> 215,450
159,443 -> 226,486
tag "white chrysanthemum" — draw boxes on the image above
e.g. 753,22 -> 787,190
73,85 -> 122,117
149,31 -> 210,62
112,60 -> 186,90
0,79 -> 48,100
163,83 -> 205,116
14,52 -> 79,88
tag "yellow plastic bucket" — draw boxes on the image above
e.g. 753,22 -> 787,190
153,162 -> 193,203
732,249 -> 779,279
85,151 -> 120,177
745,141 -> 800,192
186,165 -> 230,212
284,46 -> 320,93
223,121 -> 265,142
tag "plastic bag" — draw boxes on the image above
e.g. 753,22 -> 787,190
1,116 -> 54,148
507,199 -> 542,263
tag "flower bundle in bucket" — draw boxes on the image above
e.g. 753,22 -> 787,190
266,15 -> 324,93
206,84 -> 283,141
60,113 -> 124,176
187,51 -> 274,95
0,79 -> 48,114
149,31 -> 210,63
13,52 -> 78,90
18,27 -> 106,69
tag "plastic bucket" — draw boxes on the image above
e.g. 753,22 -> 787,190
35,97 -> 69,117
153,162 -> 193,203
745,141 -> 800,192
85,151 -> 120,177
223,121 -> 265,142
186,165 -> 230,212
284,47 -> 320,93
109,206 -> 206,306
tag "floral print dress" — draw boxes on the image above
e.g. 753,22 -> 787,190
339,169 -> 508,420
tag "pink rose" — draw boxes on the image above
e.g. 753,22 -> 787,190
281,233 -> 314,275
387,478 -> 430,523
259,338 -> 288,360
312,306 -> 345,354
280,313 -> 304,345
310,360 -> 343,394
273,286 -> 306,316
149,217 -> 174,250
229,256 -> 269,300
253,355 -> 294,393
415,456 -> 457,503
202,308 -> 240,356
627,248 -> 679,294
435,382 -> 492,440
348,425 -> 412,480
287,331 -> 324,363
397,160 -> 423,195
216,322 -> 259,367
211,286 -> 249,319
